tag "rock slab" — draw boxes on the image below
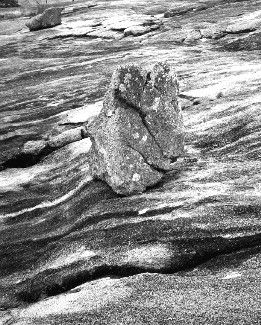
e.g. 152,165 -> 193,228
86,62 -> 184,195
26,7 -> 63,31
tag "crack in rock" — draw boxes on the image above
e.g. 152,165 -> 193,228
115,89 -> 165,157
1,127 -> 84,170
86,62 -> 185,195
10,233 -> 261,306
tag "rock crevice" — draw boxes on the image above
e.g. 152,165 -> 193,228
86,62 -> 185,195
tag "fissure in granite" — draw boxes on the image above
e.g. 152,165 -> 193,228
86,62 -> 185,195
12,232 -> 261,306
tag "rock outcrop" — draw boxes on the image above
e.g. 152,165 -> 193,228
0,0 -> 18,7
26,7 -> 63,31
2,1 -> 261,323
86,62 -> 184,195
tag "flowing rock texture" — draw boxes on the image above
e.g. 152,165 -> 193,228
86,62 -> 184,194
0,0 -> 261,324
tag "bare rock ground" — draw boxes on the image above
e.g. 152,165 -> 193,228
0,0 -> 261,324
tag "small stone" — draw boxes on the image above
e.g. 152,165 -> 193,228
184,29 -> 202,43
22,140 -> 47,156
87,29 -> 123,39
200,26 -> 225,39
124,25 -> 159,37
48,127 -> 83,149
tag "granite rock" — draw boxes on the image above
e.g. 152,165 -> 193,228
26,7 -> 63,31
22,140 -> 47,156
86,62 -> 184,195
48,127 -> 83,149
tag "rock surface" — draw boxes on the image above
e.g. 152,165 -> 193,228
124,24 -> 159,37
164,3 -> 208,18
200,24 -> 225,39
226,11 -> 261,33
184,29 -> 202,43
0,0 -> 261,324
221,30 -> 261,50
0,0 -> 18,7
48,127 -> 83,149
26,7 -> 63,31
86,62 -> 184,195
22,140 -> 47,156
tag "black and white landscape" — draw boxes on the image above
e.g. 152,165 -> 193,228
0,0 -> 261,323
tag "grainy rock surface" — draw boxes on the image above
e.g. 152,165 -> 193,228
26,7 -> 63,31
0,0 -> 261,324
124,24 -> 159,37
22,140 -> 47,156
87,62 -> 184,194
0,0 -> 18,7
48,127 -> 83,148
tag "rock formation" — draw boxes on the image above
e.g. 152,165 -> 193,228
0,0 -> 18,7
26,7 -> 63,31
2,1 -> 261,323
86,62 -> 185,195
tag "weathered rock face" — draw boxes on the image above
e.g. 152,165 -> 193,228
2,1 -> 261,323
86,62 -> 184,195
25,7 -> 63,31
22,139 -> 47,156
48,127 -> 83,149
219,30 -> 261,51
184,29 -> 202,43
0,0 -> 18,7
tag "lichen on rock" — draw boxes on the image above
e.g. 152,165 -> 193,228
86,62 -> 185,195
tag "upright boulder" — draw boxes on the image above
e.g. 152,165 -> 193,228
26,7 -> 63,31
86,62 -> 185,195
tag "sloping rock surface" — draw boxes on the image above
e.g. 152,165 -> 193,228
86,62 -> 184,194
0,0 -> 261,324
